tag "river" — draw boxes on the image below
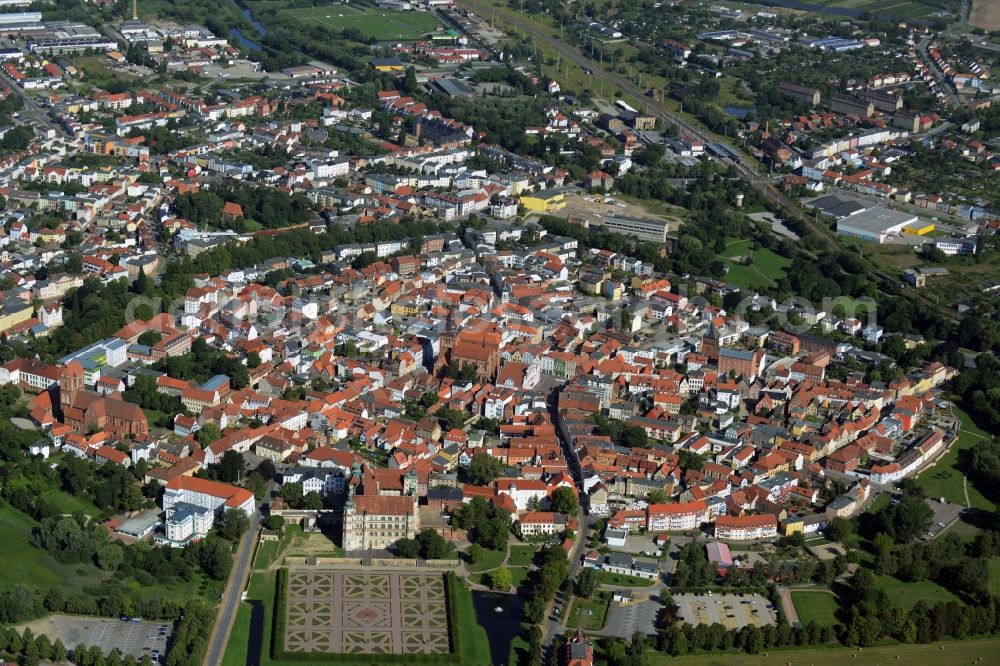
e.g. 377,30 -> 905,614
230,4 -> 267,51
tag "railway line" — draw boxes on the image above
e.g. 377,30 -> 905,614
451,0 -> 961,323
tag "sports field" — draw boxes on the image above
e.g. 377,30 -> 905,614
790,590 -> 840,627
282,6 -> 440,41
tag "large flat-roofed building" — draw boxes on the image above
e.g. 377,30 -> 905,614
601,216 -> 671,243
342,493 -> 419,551
836,206 -> 918,243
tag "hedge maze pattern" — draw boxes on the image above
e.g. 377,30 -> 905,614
284,570 -> 450,654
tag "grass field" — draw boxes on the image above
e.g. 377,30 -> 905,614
566,591 -> 611,631
41,488 -> 103,517
0,502 -> 214,603
988,558 -> 1000,597
282,6 -> 439,41
474,565 -> 529,589
790,590 -> 840,627
874,575 -> 962,610
717,238 -> 793,289
648,635 -> 1000,665
0,503 -> 104,592
915,406 -> 996,511
465,548 -> 506,573
508,545 -> 536,567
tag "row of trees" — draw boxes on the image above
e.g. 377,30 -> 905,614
0,626 -> 69,666
522,544 -> 570,624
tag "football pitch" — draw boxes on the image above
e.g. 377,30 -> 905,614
282,5 -> 440,41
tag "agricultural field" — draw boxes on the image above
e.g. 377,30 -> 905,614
804,0 -> 961,22
790,590 -> 840,627
970,0 -> 1000,31
651,635 -> 1000,666
282,5 -> 440,41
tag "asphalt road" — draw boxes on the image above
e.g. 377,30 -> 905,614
453,0 -> 841,251
0,68 -> 64,137
203,510 -> 260,666
917,35 -> 960,108
451,0 -> 970,326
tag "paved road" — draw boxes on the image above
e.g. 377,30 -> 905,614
454,0 -> 819,231
203,511 -> 261,666
916,35 -> 960,108
0,68 -> 64,137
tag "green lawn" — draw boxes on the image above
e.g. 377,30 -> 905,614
41,488 -> 103,517
874,575 -> 962,610
988,558 -> 1000,597
282,6 -> 439,41
719,238 -> 752,259
142,407 -> 174,429
599,571 -> 656,587
915,407 -> 996,511
508,632 -> 531,666
566,591 -> 611,630
465,548 -> 506,573
0,503 -> 102,591
475,566 -> 529,590
508,566 -> 529,589
254,539 -> 281,570
221,600 -> 251,666
508,545 -> 536,567
716,239 -> 793,289
790,590 -> 840,627
647,635 -> 1000,666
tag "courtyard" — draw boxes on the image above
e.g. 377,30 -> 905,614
283,568 -> 450,655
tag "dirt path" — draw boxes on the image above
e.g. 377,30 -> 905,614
777,587 -> 800,626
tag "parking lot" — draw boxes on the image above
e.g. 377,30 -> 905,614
675,593 -> 776,629
602,596 -> 661,639
924,498 -> 965,539
18,615 -> 172,662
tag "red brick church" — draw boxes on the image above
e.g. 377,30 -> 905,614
55,361 -> 149,438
